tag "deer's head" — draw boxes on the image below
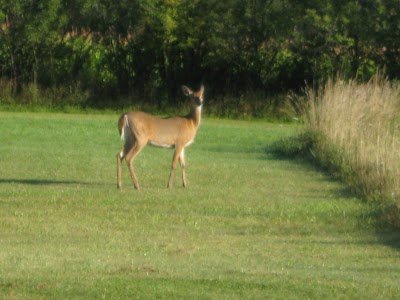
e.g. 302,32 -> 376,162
182,85 -> 204,107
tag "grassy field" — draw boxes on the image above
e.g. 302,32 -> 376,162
0,112 -> 399,299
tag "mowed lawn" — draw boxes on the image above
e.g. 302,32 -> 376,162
0,112 -> 399,299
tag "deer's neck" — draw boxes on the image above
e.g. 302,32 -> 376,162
188,105 -> 202,127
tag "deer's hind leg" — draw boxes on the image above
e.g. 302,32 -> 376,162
125,138 -> 146,190
117,138 -> 134,189
117,148 -> 124,189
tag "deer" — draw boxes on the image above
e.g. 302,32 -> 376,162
117,85 -> 204,189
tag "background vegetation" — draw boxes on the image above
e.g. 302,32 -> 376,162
1,0 -> 400,113
2,2 -> 400,297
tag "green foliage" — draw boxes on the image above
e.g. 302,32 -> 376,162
1,0 -> 400,110
82,43 -> 117,89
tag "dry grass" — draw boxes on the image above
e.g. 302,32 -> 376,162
305,75 -> 400,225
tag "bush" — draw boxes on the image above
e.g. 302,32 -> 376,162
0,81 -> 90,110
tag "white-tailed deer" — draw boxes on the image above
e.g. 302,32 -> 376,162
117,85 -> 204,189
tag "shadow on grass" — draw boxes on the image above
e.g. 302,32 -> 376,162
266,144 -> 356,200
0,178 -> 100,186
376,231 -> 400,249
265,140 -> 400,250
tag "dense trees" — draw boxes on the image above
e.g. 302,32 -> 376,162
1,0 -> 399,109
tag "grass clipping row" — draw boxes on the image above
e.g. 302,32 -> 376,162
305,75 -> 400,227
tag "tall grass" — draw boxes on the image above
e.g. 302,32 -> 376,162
305,75 -> 400,226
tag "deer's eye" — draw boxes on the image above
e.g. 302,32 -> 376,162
194,97 -> 202,106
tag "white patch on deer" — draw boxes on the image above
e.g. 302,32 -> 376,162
185,139 -> 194,147
149,141 -> 174,148
120,115 -> 130,140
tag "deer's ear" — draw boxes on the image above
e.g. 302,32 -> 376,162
199,84 -> 204,95
182,85 -> 193,96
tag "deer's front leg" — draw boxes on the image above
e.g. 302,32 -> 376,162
179,149 -> 187,188
168,147 -> 183,188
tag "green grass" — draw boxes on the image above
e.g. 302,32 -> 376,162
0,112 -> 399,299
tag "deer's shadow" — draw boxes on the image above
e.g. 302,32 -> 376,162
0,178 -> 99,186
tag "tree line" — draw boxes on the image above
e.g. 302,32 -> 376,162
1,0 -> 399,110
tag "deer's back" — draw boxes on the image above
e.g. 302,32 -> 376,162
126,111 -> 196,147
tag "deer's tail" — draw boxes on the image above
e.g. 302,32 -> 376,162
118,114 -> 129,140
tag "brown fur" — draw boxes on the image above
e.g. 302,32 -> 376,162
117,85 -> 204,189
